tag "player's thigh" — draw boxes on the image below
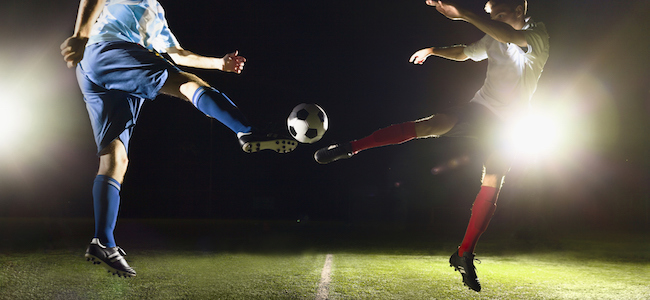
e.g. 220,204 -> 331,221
159,71 -> 209,100
78,75 -> 146,156
414,113 -> 458,137
80,41 -> 181,100
484,151 -> 511,177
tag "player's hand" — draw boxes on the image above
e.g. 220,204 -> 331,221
222,50 -> 246,74
427,1 -> 465,21
60,36 -> 89,68
409,47 -> 434,65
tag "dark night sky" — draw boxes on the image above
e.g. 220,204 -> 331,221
0,1 -> 648,228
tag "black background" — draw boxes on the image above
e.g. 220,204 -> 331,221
0,0 -> 648,232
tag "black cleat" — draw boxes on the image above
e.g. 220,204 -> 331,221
314,142 -> 354,164
85,238 -> 136,277
239,132 -> 297,153
449,250 -> 481,292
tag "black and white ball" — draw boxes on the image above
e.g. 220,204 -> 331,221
287,103 -> 328,143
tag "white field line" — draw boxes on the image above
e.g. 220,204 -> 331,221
315,254 -> 333,300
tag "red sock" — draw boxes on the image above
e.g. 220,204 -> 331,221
350,122 -> 417,153
458,186 -> 499,256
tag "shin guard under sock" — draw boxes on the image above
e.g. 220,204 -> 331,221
350,121 -> 416,153
192,86 -> 252,134
458,186 -> 498,256
92,175 -> 121,248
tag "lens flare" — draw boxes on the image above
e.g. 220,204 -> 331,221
503,111 -> 564,158
0,89 -> 34,155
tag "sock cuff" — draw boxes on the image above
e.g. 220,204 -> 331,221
477,185 -> 498,203
191,86 -> 209,106
479,185 -> 497,193
95,175 -> 121,192
192,86 -> 225,106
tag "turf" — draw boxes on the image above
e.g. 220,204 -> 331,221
0,251 -> 324,299
329,253 -> 649,299
0,218 -> 648,299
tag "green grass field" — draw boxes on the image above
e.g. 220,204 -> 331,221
1,219 -> 648,299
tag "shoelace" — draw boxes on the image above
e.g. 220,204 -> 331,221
464,255 -> 481,269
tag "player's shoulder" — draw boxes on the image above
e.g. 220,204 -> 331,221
524,18 -> 548,36
522,19 -> 550,60
522,18 -> 549,45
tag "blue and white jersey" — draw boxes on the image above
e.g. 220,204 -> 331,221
87,0 -> 180,53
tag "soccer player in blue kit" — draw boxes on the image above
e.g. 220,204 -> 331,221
315,0 -> 549,292
61,0 -> 297,277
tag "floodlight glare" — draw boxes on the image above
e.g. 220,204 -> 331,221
0,97 -> 32,154
503,111 -> 563,158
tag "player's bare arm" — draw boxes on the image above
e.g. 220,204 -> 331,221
427,0 -> 527,47
167,47 -> 246,74
61,0 -> 107,68
410,45 -> 468,64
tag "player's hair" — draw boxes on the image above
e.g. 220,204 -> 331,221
485,0 -> 528,16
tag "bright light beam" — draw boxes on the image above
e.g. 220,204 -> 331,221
0,88 -> 34,156
503,110 -> 565,159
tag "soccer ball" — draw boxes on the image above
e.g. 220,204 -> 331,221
287,103 -> 328,143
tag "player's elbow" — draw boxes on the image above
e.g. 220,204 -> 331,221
446,47 -> 469,61
451,52 -> 469,61
455,54 -> 470,61
167,51 -> 195,66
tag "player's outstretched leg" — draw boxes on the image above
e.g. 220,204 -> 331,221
314,122 -> 417,164
449,249 -> 481,292
85,238 -> 136,277
191,86 -> 297,153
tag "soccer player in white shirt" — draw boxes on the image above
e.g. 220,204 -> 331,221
314,0 -> 549,292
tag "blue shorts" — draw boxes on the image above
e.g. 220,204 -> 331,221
76,41 -> 182,155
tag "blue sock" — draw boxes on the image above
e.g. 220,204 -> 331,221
92,175 -> 121,248
192,87 -> 252,134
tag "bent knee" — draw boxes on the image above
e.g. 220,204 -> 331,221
484,154 -> 511,176
414,114 -> 457,137
162,72 -> 208,100
98,140 -> 129,181
482,173 -> 505,188
99,148 -> 129,168
115,153 -> 129,167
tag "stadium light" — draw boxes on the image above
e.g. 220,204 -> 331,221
0,45 -> 79,166
502,109 -> 565,159
0,88 -> 33,155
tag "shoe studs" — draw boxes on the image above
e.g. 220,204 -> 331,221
245,139 -> 296,153
87,257 -> 102,265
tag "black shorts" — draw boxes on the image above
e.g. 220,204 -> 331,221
441,102 -> 507,155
